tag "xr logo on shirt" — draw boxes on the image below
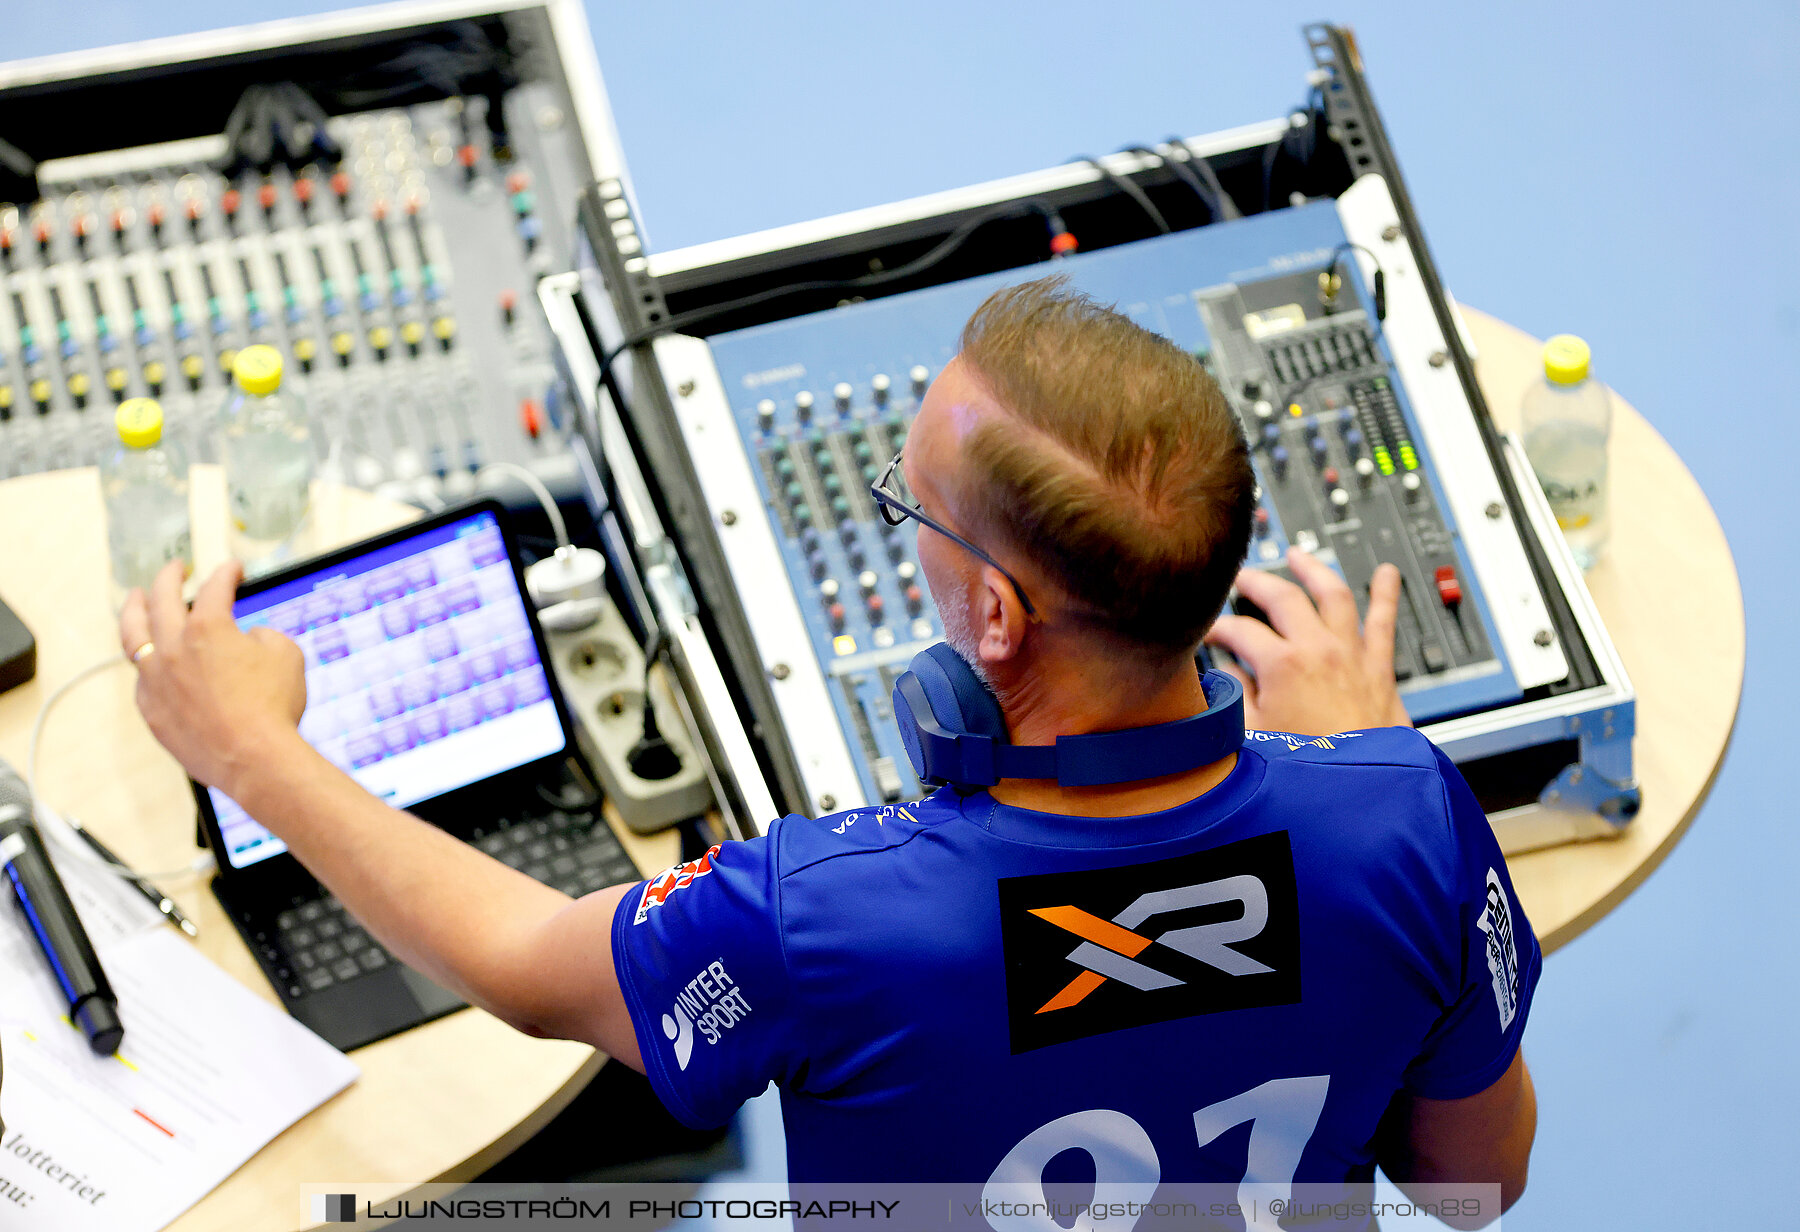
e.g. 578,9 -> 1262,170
997,831 -> 1301,1053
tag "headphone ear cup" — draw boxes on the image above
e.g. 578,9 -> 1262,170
891,642 -> 1008,788
914,643 -> 1007,741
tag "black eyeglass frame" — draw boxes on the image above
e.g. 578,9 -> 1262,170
869,451 -> 1037,617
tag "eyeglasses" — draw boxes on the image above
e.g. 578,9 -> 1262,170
869,451 -> 1037,616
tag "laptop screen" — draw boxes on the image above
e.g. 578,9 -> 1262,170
208,509 -> 566,869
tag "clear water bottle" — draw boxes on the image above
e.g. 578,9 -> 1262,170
1522,334 -> 1610,570
219,344 -> 313,571
100,397 -> 192,599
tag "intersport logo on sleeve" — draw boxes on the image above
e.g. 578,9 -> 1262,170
996,832 -> 1301,1053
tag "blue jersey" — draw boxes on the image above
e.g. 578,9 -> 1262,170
612,727 -> 1539,1186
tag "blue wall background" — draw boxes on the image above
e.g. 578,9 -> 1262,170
11,2 -> 1793,1224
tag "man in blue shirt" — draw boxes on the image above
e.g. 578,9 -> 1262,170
122,277 -> 1536,1218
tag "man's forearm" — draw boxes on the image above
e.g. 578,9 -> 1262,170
227,734 -> 591,1037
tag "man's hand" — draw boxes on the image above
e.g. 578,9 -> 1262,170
1203,548 -> 1410,736
119,558 -> 308,795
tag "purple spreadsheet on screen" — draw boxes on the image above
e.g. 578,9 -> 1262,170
210,515 -> 563,867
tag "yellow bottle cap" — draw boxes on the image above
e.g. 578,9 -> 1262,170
233,343 -> 284,395
117,397 -> 164,448
1543,334 -> 1591,386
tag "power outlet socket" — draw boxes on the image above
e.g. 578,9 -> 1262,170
543,601 -> 712,834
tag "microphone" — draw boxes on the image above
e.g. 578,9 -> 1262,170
0,760 -> 124,1056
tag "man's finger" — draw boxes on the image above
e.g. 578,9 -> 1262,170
1363,562 -> 1401,680
1230,567 -> 1324,642
191,560 -> 244,625
1204,612 -> 1287,679
146,559 -> 188,648
1286,548 -> 1360,642
119,589 -> 151,660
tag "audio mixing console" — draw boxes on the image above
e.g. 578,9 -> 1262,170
0,7 -> 595,509
680,201 -> 1525,809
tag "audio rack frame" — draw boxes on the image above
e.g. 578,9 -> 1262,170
557,23 -> 1638,854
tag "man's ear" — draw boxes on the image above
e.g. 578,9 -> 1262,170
976,564 -> 1029,668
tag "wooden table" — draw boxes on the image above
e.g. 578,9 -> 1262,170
0,465 -> 681,1232
1462,308 -> 1745,952
0,312 -> 1745,1228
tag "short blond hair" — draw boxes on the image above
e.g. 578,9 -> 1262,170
955,276 -> 1254,655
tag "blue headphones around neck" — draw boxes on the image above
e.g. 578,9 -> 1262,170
891,642 -> 1246,795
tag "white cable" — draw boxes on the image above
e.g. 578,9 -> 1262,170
27,654 -> 214,884
476,461 -> 568,548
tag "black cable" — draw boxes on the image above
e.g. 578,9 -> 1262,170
592,197 -> 1068,415
628,629 -> 681,781
1122,145 -> 1218,221
1320,242 -> 1386,322
1165,137 -> 1242,220
1072,156 -> 1171,235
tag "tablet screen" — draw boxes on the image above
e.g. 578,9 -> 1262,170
207,509 -> 564,869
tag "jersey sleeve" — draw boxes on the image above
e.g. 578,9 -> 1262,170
1401,746 -> 1544,1100
610,833 -> 798,1128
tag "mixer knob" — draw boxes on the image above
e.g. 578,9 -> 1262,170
756,398 -> 776,432
858,569 -> 879,595
801,526 -> 821,552
871,373 -> 891,405
1270,444 -> 1289,479
1241,379 -> 1263,400
895,561 -> 917,584
1253,507 -> 1271,536
866,593 -> 886,624
909,364 -> 931,395
1261,423 -> 1280,448
1401,472 -> 1423,503
809,550 -> 829,580
1354,456 -> 1376,487
1322,466 -> 1340,487
1252,399 -> 1273,421
1310,434 -> 1329,465
794,390 -> 814,423
904,585 -> 924,615
1343,426 -> 1364,455
887,536 -> 906,562
833,381 -> 854,412
828,603 -> 847,632
820,578 -> 841,602
1329,487 -> 1350,514
840,523 -> 859,546
847,544 -> 866,570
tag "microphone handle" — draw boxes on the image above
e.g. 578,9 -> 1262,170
0,811 -> 125,1056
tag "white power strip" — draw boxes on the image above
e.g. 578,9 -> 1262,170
542,601 -> 712,834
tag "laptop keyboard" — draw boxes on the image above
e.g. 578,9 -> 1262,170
249,808 -> 642,1002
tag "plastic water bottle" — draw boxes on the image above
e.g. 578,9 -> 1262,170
219,344 -> 313,571
100,397 -> 192,598
1522,334 -> 1610,570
